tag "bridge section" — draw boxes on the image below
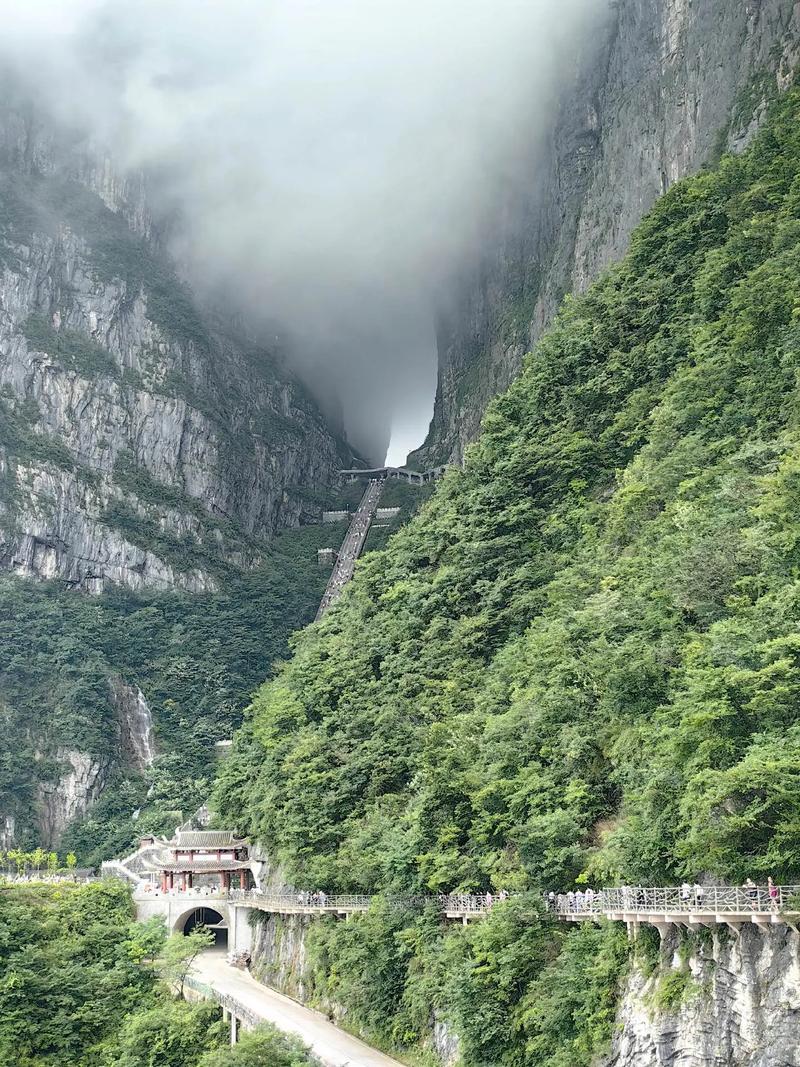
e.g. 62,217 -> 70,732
553,885 -> 800,936
316,479 -> 383,619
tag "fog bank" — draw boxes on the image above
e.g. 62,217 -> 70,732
0,0 -> 606,463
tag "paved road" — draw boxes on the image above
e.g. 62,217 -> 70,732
192,951 -> 404,1067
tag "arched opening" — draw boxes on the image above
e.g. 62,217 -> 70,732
181,907 -> 228,949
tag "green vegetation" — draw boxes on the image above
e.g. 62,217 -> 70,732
0,389 -> 75,473
197,1028 -> 320,1067
22,314 -> 119,378
0,519 -> 348,864
217,84 -> 800,1063
0,880 -> 318,1066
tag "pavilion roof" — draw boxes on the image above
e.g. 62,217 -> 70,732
158,859 -> 252,873
173,830 -> 244,849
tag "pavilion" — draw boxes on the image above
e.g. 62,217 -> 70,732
144,829 -> 252,893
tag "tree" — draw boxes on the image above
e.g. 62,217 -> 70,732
65,851 -> 77,873
106,999 -> 225,1067
197,1024 -> 319,1067
156,928 -> 214,998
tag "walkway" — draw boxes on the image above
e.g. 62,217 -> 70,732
316,480 -> 383,619
338,465 -> 445,485
228,889 -> 497,923
191,950 -> 404,1067
553,885 -> 800,934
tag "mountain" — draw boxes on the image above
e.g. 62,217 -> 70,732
218,79 -> 800,1067
0,84 -> 353,852
411,0 -> 800,468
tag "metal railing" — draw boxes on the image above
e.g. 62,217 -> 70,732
229,890 -> 372,912
185,976 -> 261,1029
552,885 -> 800,916
228,889 -> 503,915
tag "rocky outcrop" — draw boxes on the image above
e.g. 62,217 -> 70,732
607,926 -> 800,1067
412,0 -> 800,467
0,88 -> 352,593
34,748 -> 109,846
250,913 -> 314,1003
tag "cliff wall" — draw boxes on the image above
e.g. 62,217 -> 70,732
608,926 -> 800,1067
0,85 -> 351,848
411,0 -> 800,467
0,90 -> 351,594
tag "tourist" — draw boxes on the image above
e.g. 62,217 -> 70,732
585,887 -> 595,910
566,890 -> 575,910
768,877 -> 779,910
742,878 -> 758,905
693,882 -> 705,907
485,891 -> 494,909
547,891 -> 556,911
680,881 -> 692,904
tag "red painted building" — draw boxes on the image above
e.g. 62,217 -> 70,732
153,830 -> 251,893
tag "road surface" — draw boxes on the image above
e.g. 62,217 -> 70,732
192,950 -> 404,1067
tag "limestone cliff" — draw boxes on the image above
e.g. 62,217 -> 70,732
0,88 -> 352,594
411,0 -> 800,467
606,926 -> 800,1067
0,83 -> 352,848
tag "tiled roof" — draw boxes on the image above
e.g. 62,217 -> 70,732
159,859 -> 252,872
173,830 -> 240,848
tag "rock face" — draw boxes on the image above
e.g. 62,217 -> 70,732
0,88 -> 352,594
0,81 -> 354,847
411,0 -> 800,467
607,926 -> 800,1067
250,913 -> 314,1003
35,748 -> 109,846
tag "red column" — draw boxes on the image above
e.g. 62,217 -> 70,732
180,872 -> 186,892
160,872 -> 167,894
169,872 -> 174,890
187,872 -> 193,890
239,872 -> 246,890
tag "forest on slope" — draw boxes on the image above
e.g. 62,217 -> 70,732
0,880 -> 317,1066
216,82 -> 800,1064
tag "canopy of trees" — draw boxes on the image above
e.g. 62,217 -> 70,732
217,82 -> 800,1064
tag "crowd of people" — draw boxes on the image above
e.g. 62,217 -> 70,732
549,878 -> 784,913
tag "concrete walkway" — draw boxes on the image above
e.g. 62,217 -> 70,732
192,951 -> 404,1067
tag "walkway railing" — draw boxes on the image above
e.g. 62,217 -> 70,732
229,889 -> 504,917
229,890 -> 372,913
552,885 -> 800,916
185,976 -> 261,1030
229,885 -> 800,922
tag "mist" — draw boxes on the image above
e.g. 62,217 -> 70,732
0,0 -> 605,464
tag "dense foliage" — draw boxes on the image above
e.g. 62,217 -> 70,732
0,520 -> 346,863
0,881 -> 319,1067
217,84 -> 800,1063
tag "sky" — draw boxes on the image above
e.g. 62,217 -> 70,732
0,0 -> 604,464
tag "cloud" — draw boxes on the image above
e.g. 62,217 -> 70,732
0,0 -> 606,463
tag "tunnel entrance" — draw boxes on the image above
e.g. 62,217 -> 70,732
181,907 -> 228,949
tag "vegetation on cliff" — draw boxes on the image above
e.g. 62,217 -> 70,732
0,880 -> 319,1067
0,521 -> 346,861
217,83 -> 800,1063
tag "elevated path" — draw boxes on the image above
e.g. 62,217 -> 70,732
189,950 -> 404,1065
553,885 -> 800,935
339,465 -> 445,485
316,479 -> 382,619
